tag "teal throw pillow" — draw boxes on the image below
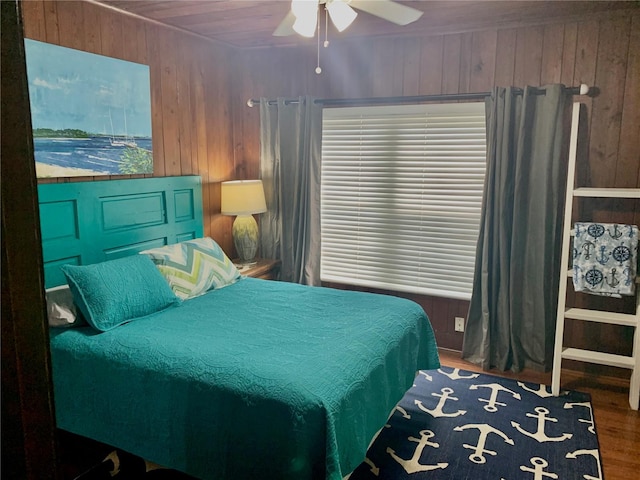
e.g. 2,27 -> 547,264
61,255 -> 181,332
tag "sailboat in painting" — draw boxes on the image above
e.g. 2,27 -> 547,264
109,108 -> 137,148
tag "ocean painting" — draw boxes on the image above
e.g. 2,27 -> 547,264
24,39 -> 152,177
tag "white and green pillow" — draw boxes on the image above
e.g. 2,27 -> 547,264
141,237 -> 241,300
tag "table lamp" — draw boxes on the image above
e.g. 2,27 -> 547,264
221,180 -> 267,266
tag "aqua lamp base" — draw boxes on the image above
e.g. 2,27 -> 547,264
232,214 -> 259,265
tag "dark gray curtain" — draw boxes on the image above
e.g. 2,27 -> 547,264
462,85 -> 568,372
259,96 -> 322,285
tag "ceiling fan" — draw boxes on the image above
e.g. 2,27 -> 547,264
273,0 -> 424,38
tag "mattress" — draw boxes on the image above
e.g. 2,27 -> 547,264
50,277 -> 439,479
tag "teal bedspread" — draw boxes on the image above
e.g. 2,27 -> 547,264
50,278 -> 439,479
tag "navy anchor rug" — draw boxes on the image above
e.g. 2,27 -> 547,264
348,367 -> 602,480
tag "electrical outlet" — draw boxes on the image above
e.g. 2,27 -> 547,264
455,317 -> 465,332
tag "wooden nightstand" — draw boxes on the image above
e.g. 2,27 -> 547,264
236,258 -> 281,280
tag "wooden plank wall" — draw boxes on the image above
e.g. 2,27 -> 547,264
20,0 -> 236,254
231,10 -> 640,360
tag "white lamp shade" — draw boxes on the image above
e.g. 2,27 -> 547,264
221,180 -> 267,216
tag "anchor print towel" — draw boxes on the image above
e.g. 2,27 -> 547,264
572,223 -> 638,297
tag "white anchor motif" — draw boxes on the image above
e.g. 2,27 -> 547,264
520,457 -> 558,480
386,429 -> 448,474
518,382 -> 555,398
453,423 -> 514,464
414,370 -> 433,387
566,449 -> 603,480
470,383 -> 521,412
564,401 -> 595,434
415,387 -> 467,418
393,405 -> 411,420
438,368 -> 480,380
511,407 -> 573,442
363,457 -> 379,476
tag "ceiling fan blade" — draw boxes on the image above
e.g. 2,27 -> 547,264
273,10 -> 297,36
348,0 -> 423,26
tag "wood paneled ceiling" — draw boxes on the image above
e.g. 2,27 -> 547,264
96,0 -> 637,48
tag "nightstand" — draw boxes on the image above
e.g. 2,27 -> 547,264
236,258 -> 281,280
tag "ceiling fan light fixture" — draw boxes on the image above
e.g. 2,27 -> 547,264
291,0 -> 319,37
292,15 -> 318,37
326,0 -> 357,32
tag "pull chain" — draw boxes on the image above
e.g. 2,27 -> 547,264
315,7 -> 322,74
324,6 -> 329,48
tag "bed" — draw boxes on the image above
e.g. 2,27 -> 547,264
40,176 -> 440,479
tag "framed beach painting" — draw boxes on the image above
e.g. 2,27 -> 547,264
24,39 -> 152,178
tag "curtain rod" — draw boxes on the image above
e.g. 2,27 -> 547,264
247,84 -> 591,108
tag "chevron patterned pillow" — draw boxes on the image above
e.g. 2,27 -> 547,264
141,237 -> 241,300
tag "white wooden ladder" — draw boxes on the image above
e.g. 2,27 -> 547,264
551,102 -> 640,410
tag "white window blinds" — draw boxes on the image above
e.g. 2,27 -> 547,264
320,102 -> 487,300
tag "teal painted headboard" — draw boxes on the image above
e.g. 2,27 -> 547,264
38,176 -> 203,288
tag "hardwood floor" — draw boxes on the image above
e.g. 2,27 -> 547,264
438,349 -> 640,480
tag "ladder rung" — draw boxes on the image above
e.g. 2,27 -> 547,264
573,187 -> 640,198
563,307 -> 638,327
561,348 -> 636,369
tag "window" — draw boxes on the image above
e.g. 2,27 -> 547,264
320,102 -> 486,300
